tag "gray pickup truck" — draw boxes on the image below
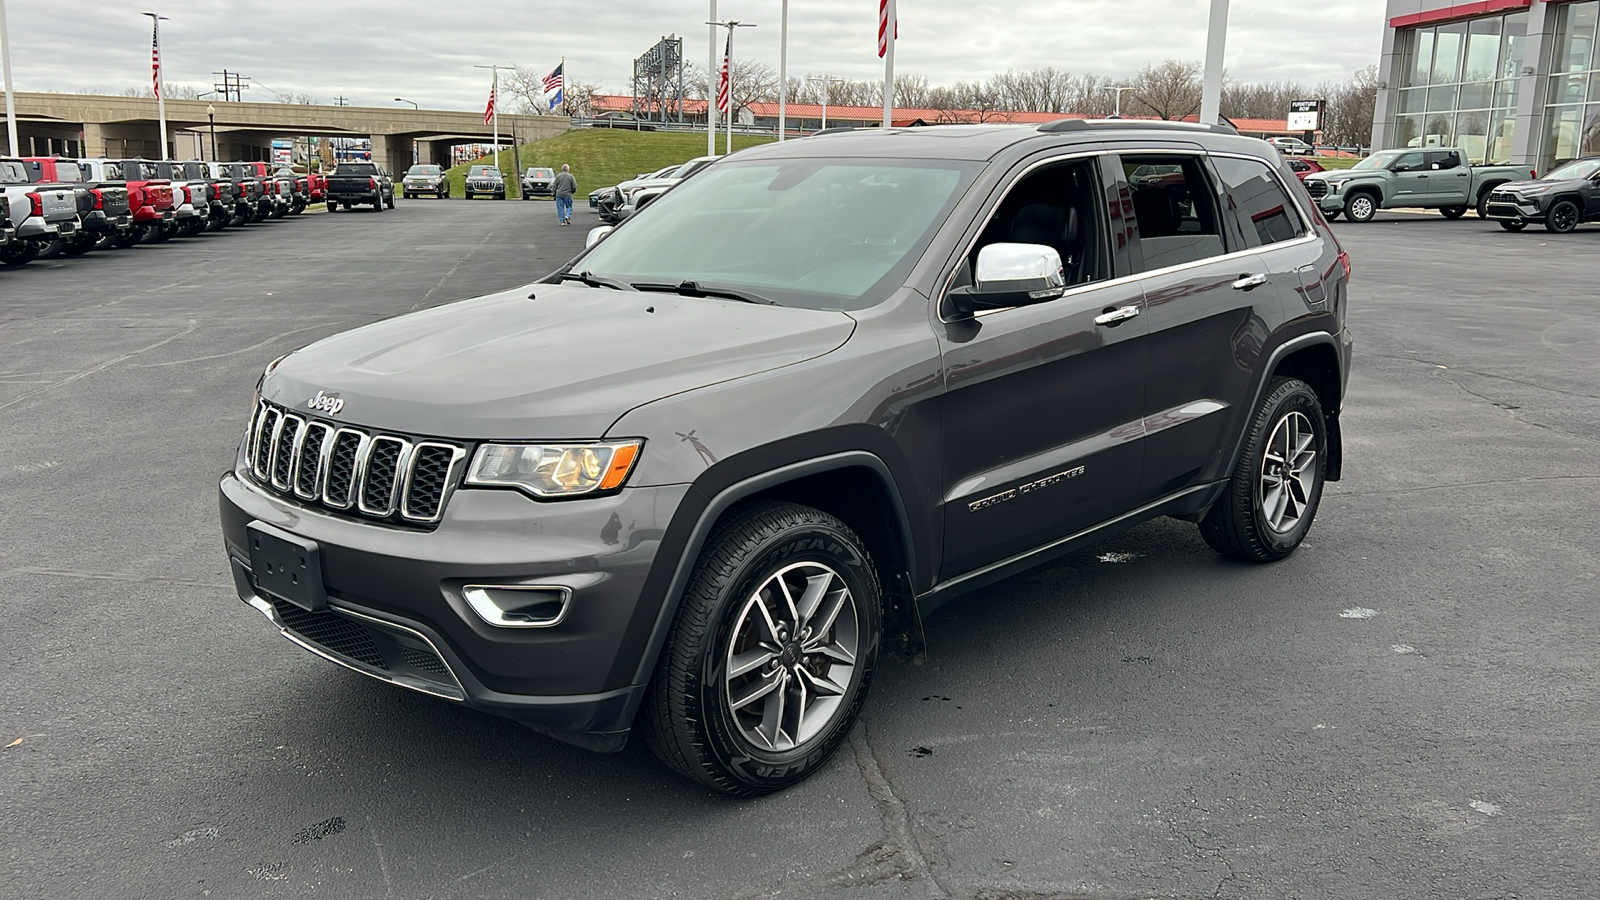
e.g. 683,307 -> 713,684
1303,148 -> 1535,222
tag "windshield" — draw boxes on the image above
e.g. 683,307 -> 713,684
407,165 -> 441,176
469,166 -> 499,177
1542,158 -> 1600,180
574,158 -> 977,311
669,159 -> 713,179
1352,150 -> 1405,171
529,168 -> 554,177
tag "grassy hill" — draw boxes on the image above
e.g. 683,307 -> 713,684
443,129 -> 775,199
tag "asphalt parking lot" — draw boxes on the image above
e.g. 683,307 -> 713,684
3,200 -> 1597,900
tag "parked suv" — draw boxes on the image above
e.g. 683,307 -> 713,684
1481,156 -> 1600,233
464,165 -> 506,200
220,121 -> 1351,796
401,164 -> 449,199
520,166 -> 556,199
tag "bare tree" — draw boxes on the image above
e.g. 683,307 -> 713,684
1130,60 -> 1204,120
1319,65 -> 1380,149
691,59 -> 781,119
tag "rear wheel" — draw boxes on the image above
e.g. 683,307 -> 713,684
1546,199 -> 1580,233
1200,377 -> 1327,563
114,229 -> 143,248
62,234 -> 95,256
327,200 -> 338,212
1476,191 -> 1495,218
643,501 -> 882,796
1499,220 -> 1528,232
1440,205 -> 1468,219
35,237 -> 64,259
1,241 -> 40,265
385,194 -> 395,209
1343,192 -> 1378,223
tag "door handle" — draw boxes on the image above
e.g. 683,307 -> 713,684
1094,305 -> 1141,326
1232,273 -> 1268,291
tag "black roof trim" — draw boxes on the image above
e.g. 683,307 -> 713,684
1037,119 -> 1238,136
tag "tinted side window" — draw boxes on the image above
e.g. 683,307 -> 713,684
1392,151 -> 1426,170
1121,155 -> 1225,272
1425,150 -> 1462,170
1210,156 -> 1305,249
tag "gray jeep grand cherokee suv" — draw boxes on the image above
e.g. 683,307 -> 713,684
220,121 -> 1352,795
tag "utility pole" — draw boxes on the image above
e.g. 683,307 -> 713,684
1,0 -> 18,157
332,95 -> 349,107
474,64 -> 514,173
142,11 -> 169,157
212,70 -> 249,101
1200,0 -> 1229,125
807,76 -> 844,132
707,20 -> 754,156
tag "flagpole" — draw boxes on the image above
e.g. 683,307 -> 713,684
0,0 -> 18,157
882,0 -> 895,128
1200,0 -> 1229,125
726,27 -> 734,156
142,11 -> 168,156
777,0 -> 788,141
707,0 -> 717,156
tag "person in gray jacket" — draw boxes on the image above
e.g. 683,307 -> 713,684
551,164 -> 578,225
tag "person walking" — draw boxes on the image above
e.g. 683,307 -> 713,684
551,164 -> 578,225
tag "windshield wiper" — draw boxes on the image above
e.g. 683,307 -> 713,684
557,270 -> 634,291
631,280 -> 776,305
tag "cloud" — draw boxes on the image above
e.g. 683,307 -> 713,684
3,0 -> 1388,111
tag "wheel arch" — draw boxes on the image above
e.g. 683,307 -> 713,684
1346,183 -> 1383,206
620,451 -> 923,694
1220,332 -> 1346,490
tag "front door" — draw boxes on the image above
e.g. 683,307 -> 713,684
1387,150 -> 1431,205
937,155 -> 1149,578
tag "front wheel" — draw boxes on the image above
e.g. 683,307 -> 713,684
1546,199 -> 1580,234
1,241 -> 40,265
1476,191 -> 1495,219
1343,192 -> 1378,223
1440,205 -> 1468,219
1321,208 -> 1340,222
385,194 -> 395,209
1499,220 -> 1529,232
1200,377 -> 1327,563
643,501 -> 882,796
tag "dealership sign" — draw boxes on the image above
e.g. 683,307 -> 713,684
1287,99 -> 1324,132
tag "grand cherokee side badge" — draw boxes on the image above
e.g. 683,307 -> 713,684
308,390 -> 345,415
969,466 -> 1085,512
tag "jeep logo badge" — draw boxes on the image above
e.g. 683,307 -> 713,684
308,390 -> 345,416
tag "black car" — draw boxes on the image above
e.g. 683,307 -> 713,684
1482,156 -> 1600,232
220,120 -> 1351,796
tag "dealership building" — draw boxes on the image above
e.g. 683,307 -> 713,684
1373,0 -> 1600,169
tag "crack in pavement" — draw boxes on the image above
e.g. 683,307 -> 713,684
3,567 -> 230,590
1333,473 -> 1600,497
0,319 -> 199,414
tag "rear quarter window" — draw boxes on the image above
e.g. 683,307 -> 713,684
1210,156 -> 1306,249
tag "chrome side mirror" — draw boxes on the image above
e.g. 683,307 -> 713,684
947,242 -> 1065,316
585,226 -> 614,249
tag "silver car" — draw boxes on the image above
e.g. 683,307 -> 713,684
402,164 -> 449,200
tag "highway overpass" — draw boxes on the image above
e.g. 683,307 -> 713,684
6,92 -> 569,171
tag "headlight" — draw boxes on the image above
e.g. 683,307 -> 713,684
465,440 -> 642,497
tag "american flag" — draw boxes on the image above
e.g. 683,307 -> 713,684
716,34 -> 731,115
543,63 -> 565,111
483,86 -> 495,125
877,0 -> 898,59
151,21 -> 162,99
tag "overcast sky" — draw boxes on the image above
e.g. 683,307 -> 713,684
5,1 -> 1388,110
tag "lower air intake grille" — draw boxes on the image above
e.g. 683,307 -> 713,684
270,597 -> 388,671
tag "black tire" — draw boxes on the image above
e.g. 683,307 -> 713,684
1545,199 -> 1580,234
327,200 -> 338,212
1499,220 -> 1529,232
385,194 -> 395,209
1200,377 -> 1327,563
402,191 -> 411,200
35,237 -> 64,259
1343,191 -> 1378,223
94,231 -> 119,249
1321,208 -> 1340,222
62,234 -> 95,256
207,215 -> 227,233
1476,190 -> 1495,219
1,241 -> 40,265
643,501 -> 882,796
438,187 -> 448,199
153,223 -> 177,242
1440,205 -> 1468,219
114,229 -> 143,249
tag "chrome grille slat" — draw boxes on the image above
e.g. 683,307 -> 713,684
244,401 -> 465,527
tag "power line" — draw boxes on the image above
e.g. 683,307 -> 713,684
211,70 -> 250,101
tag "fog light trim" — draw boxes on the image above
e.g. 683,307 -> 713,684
462,584 -> 573,628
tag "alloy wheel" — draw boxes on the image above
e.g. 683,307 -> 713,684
1350,196 -> 1374,221
1258,411 -> 1318,534
724,562 -> 859,752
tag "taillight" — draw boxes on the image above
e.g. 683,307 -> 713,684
1337,250 -> 1352,281
91,189 -> 105,211
27,192 -> 42,216
369,177 -> 377,189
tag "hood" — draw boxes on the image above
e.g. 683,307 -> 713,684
263,283 -> 857,440
618,175 -> 677,194
1496,177 -> 1582,193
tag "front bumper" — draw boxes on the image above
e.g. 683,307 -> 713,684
218,470 -> 691,749
1482,194 -> 1545,222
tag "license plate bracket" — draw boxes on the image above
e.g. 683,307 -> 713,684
247,522 -> 328,612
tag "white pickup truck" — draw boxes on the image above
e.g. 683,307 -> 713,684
1303,148 -> 1535,222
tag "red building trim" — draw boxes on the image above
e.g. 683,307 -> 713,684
1389,0 -> 1531,29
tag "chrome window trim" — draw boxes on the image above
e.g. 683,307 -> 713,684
400,442 -> 468,523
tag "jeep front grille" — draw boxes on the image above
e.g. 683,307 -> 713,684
245,400 -> 467,525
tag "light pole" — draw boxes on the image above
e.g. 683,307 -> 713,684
777,0 -> 788,141
0,0 -> 17,157
807,75 -> 844,131
394,97 -> 418,109
206,102 -> 216,161
142,11 -> 169,157
1200,0 -> 1229,125
707,20 -> 754,156
1109,84 -> 1134,118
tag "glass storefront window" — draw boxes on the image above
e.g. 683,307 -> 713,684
1464,18 -> 1502,82
1410,29 -> 1436,88
1459,81 -> 1493,109
1433,22 -> 1467,83
1541,2 -> 1600,169
1502,13 -> 1528,79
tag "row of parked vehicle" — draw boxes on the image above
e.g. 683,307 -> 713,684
0,156 -> 339,267
587,155 -> 718,224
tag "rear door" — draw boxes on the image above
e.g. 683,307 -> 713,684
1424,150 -> 1472,205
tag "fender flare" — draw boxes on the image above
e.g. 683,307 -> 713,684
624,451 -> 918,690
1218,330 -> 1344,488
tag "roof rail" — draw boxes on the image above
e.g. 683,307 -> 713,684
1037,118 -> 1238,136
809,126 -> 860,136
